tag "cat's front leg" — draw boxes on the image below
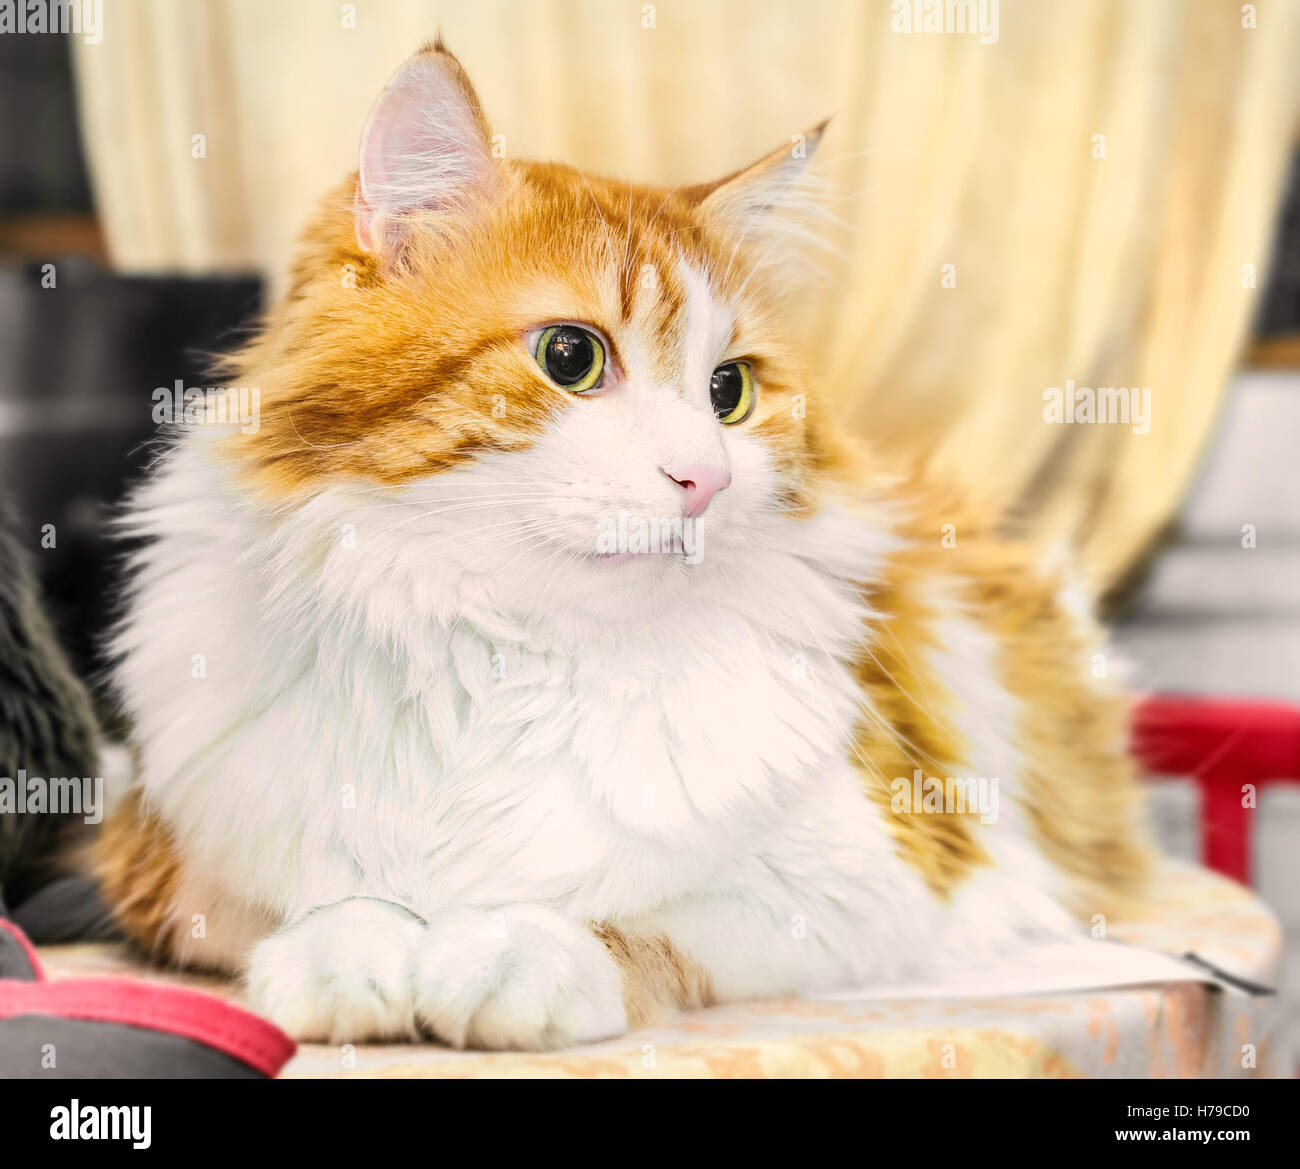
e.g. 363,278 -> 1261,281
412,904 -> 628,1050
246,899 -> 691,1049
244,897 -> 427,1043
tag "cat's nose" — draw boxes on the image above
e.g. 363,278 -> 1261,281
662,464 -> 732,518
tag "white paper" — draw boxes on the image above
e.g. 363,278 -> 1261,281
806,938 -> 1261,1004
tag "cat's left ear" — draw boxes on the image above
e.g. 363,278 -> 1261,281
686,121 -> 829,244
354,41 -> 498,253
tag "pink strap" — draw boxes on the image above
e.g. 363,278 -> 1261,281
0,976 -> 296,1077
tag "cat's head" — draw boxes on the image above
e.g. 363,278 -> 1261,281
225,42 -> 858,630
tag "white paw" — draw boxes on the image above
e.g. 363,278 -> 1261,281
244,899 -> 424,1043
412,905 -> 627,1050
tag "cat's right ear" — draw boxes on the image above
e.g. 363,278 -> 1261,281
354,42 -> 498,254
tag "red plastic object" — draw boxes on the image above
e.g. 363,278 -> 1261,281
1131,695 -> 1300,885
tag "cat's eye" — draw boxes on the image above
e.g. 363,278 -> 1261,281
534,325 -> 605,394
710,362 -> 755,424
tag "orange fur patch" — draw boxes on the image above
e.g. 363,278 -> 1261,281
853,553 -> 993,898
94,789 -> 187,964
96,790 -> 271,972
969,546 -> 1152,918
849,481 -> 1150,911
590,922 -> 716,1028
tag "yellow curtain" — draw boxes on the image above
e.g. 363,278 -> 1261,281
70,0 -> 1300,592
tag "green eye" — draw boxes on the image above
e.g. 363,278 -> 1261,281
535,325 -> 605,393
710,362 -> 755,424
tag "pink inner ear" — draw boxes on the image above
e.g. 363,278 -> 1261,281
355,58 -> 495,252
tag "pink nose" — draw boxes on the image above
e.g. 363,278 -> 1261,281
663,464 -> 731,518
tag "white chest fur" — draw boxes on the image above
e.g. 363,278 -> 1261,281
117,441 -> 876,927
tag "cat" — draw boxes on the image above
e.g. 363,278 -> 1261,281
0,493 -> 118,943
98,40 -> 1149,1049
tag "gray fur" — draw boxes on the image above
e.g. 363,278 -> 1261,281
0,493 -> 110,934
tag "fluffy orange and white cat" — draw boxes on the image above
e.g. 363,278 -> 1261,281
99,42 -> 1149,1049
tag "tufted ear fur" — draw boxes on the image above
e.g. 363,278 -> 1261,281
686,120 -> 828,242
354,41 -> 499,253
